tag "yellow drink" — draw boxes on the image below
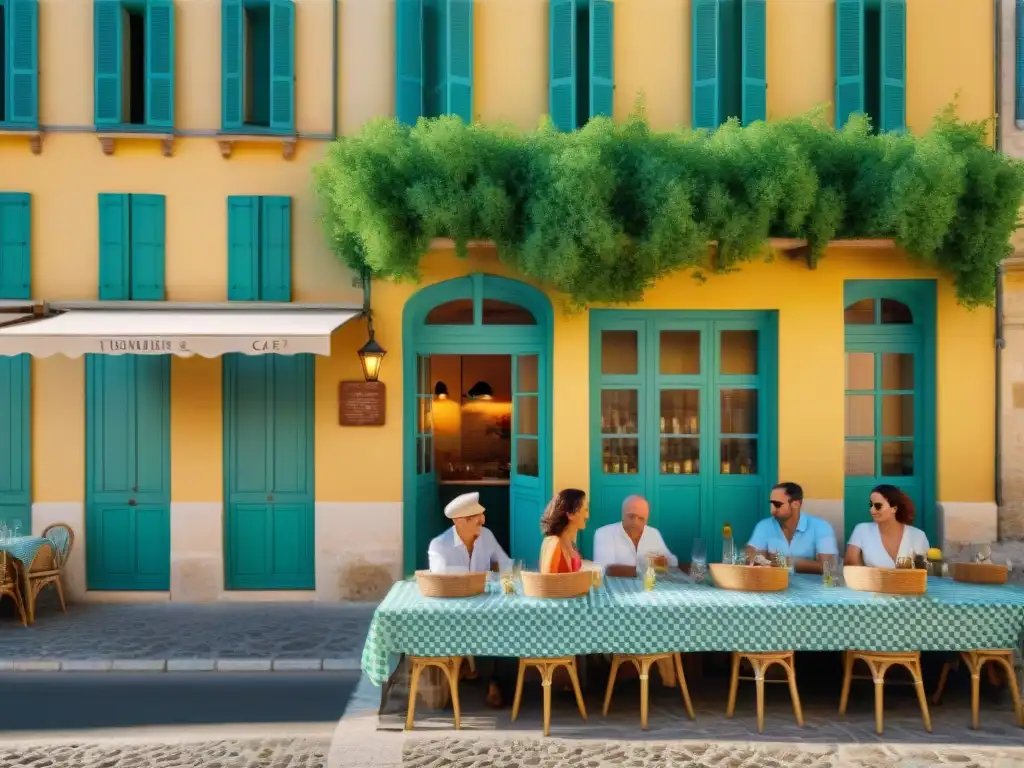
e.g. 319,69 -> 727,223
643,568 -> 656,591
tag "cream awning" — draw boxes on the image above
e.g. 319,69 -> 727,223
0,308 -> 362,358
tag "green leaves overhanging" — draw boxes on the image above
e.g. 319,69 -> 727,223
312,107 -> 1024,308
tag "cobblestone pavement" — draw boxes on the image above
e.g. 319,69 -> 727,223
0,599 -> 376,662
0,739 -> 328,768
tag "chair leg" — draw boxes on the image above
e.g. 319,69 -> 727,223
873,661 -> 887,736
511,659 -> 527,722
994,655 -> 1024,728
639,657 -> 653,731
782,656 -> 804,727
839,651 -> 856,715
541,664 -> 554,737
725,652 -> 741,718
932,657 -> 957,705
405,660 -> 424,731
753,659 -> 766,734
602,655 -> 623,716
673,653 -> 695,720
565,660 -> 587,722
909,659 -> 932,733
962,652 -> 982,731
447,658 -> 463,730
54,577 -> 67,614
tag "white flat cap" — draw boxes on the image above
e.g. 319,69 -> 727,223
445,492 -> 485,519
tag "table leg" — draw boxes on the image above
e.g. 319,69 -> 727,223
20,567 -> 33,625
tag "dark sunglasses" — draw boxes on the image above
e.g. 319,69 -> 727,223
769,500 -> 785,509
869,502 -> 884,511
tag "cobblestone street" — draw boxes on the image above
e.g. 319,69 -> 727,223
0,739 -> 328,768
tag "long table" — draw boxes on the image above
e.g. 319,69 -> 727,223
361,573 -> 1024,687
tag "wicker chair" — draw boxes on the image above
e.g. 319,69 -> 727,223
28,524 -> 74,616
0,550 -> 27,626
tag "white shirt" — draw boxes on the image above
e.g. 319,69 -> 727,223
592,523 -> 679,569
427,526 -> 511,574
848,522 -> 930,569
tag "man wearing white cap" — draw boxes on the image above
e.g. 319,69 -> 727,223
428,491 -> 512,574
427,491 -> 513,707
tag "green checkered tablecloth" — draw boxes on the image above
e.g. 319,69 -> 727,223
0,536 -> 52,566
360,574 -> 1024,686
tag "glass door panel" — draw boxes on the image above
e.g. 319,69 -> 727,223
511,353 -> 545,564
414,354 -> 439,569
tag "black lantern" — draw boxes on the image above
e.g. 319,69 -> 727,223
467,380 -> 494,400
357,323 -> 386,382
434,381 -> 449,400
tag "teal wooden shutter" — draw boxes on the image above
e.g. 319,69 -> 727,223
692,0 -> 719,129
94,0 -> 123,126
221,0 -> 244,130
259,196 -> 291,302
98,194 -> 130,300
740,0 -> 766,124
145,0 -> 175,128
879,0 -> 906,133
548,0 -> 576,131
835,0 -> 864,128
395,0 -> 424,125
269,0 -> 295,132
446,0 -> 473,122
589,0 -> 614,120
227,196 -> 259,301
0,193 -> 30,300
129,194 -> 166,301
7,0 -> 39,126
1017,0 -> 1024,121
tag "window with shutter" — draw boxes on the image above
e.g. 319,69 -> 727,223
692,0 -> 763,130
98,193 -> 166,300
547,0 -> 614,131
836,0 -> 902,134
1017,0 -> 1024,122
226,196 -> 292,302
2,0 -> 39,127
222,0 -> 294,133
0,192 -> 30,300
93,0 -> 175,130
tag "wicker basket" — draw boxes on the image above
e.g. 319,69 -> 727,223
953,562 -> 1009,585
521,570 -> 592,599
843,565 -> 927,595
709,563 -> 789,592
415,570 -> 487,598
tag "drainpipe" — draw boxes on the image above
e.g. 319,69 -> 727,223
997,264 -> 1006,513
995,0 -> 1003,151
332,0 -> 340,138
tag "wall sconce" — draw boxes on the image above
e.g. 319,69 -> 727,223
467,380 -> 494,400
434,381 -> 449,400
357,318 -> 386,383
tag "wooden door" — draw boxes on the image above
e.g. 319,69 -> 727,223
0,354 -> 30,533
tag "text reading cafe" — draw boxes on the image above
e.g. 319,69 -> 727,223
362,483 -> 1024,736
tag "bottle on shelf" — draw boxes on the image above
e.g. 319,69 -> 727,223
722,521 -> 734,564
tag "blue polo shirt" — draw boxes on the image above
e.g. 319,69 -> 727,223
746,512 -> 838,560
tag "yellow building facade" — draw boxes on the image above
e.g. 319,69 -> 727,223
0,0 -> 1001,603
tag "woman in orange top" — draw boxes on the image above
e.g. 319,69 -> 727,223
539,489 -> 589,573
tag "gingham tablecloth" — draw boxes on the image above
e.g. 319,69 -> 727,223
0,536 -> 52,566
360,574 -> 1024,686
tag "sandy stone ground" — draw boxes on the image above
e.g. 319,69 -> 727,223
0,739 -> 329,768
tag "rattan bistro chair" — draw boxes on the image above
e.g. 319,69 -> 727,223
0,550 -> 27,626
32,523 -> 74,614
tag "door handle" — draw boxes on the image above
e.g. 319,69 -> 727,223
128,499 -> 137,507
266,495 -> 274,502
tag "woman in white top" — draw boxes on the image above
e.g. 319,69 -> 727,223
845,484 -> 929,568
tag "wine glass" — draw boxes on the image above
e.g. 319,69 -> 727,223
690,539 -> 707,583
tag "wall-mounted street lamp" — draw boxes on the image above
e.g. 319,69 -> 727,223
434,381 -> 449,400
357,316 -> 386,383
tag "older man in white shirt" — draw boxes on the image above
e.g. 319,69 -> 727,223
426,491 -> 512,708
428,491 -> 512,574
592,495 -> 678,575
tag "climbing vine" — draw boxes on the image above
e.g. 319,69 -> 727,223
312,106 -> 1024,308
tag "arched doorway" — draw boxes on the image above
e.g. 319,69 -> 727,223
843,280 -> 936,542
402,274 -> 554,573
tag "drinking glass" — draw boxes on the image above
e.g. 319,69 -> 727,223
0,523 -> 8,545
822,555 -> 836,586
690,539 -> 707,583
500,562 -> 515,595
976,543 -> 993,563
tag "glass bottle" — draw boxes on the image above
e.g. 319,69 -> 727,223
722,521 -> 734,564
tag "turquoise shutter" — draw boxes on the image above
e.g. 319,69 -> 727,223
94,0 -> 123,126
0,193 -> 31,300
7,0 -> 39,126
589,0 -> 614,119
259,196 -> 292,302
446,0 -> 473,123
227,196 -> 259,301
145,0 -> 175,128
98,194 -> 130,300
129,194 -> 166,301
879,0 -> 906,133
1017,0 -> 1024,121
740,0 -> 766,124
548,0 -> 576,132
835,0 -> 864,128
395,0 -> 424,125
221,0 -> 244,130
692,0 -> 719,129
269,0 -> 295,132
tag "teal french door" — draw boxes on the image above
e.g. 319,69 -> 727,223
510,352 -> 547,563
413,353 -> 438,571
843,282 -> 935,541
86,355 -> 171,590
0,355 -> 30,533
589,312 -> 778,563
224,354 -> 315,590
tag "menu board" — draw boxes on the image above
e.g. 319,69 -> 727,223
339,381 -> 386,426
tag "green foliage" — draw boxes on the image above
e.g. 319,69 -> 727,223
312,108 -> 1024,307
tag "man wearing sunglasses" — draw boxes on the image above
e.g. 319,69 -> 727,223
745,482 -> 838,574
